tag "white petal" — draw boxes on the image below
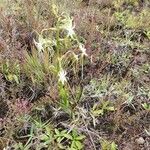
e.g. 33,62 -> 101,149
58,69 -> 67,85
79,44 -> 88,56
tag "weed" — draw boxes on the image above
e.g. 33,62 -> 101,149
142,103 -> 150,111
1,59 -> 20,84
54,129 -> 85,149
91,101 -> 115,117
100,139 -> 118,150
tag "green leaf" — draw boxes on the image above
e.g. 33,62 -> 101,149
40,134 -> 49,141
55,129 -> 60,135
58,143 -> 65,149
7,74 -> 13,81
92,109 -> 103,116
103,101 -> 110,107
142,103 -> 150,110
71,141 -> 76,149
111,141 -> 117,150
13,74 -> 19,84
106,106 -> 115,111
75,141 -> 83,149
57,137 -> 62,143
63,133 -> 73,140
59,86 -> 70,109
61,130 -> 67,134
72,130 -> 78,137
76,135 -> 86,140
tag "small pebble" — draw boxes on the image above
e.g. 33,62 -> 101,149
135,137 -> 145,145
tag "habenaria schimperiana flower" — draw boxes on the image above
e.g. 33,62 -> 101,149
58,69 -> 67,85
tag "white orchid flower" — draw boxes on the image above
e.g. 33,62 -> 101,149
79,43 -> 88,57
33,35 -> 56,53
67,26 -> 75,38
33,38 -> 44,53
58,69 -> 67,85
33,35 -> 47,53
59,16 -> 75,39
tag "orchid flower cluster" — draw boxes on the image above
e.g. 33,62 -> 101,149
58,15 -> 76,39
33,9 -> 88,85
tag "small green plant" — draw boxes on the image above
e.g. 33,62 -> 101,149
12,119 -> 54,150
91,100 -> 115,117
100,139 -> 118,150
142,103 -> 150,111
54,129 -> 85,150
23,50 -> 48,85
68,130 -> 85,150
13,142 -> 32,150
122,92 -> 134,106
114,8 -> 150,30
54,129 -> 69,149
90,100 -> 115,127
1,59 -> 20,84
13,123 -> 34,150
58,83 -> 70,113
131,63 -> 150,79
145,30 -> 150,40
83,76 -> 111,98
114,11 -> 127,25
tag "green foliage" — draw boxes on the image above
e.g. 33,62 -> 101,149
83,76 -> 111,98
142,103 -> 150,111
113,0 -> 145,9
54,129 -> 85,150
114,8 -> 150,30
145,30 -> 150,39
91,101 -> 115,117
100,139 -> 118,150
131,63 -> 150,79
12,119 -> 54,150
1,60 -> 20,84
58,84 -> 70,112
54,129 -> 70,149
23,51 -> 47,85
13,142 -> 32,150
68,130 -> 85,150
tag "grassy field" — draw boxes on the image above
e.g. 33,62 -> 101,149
0,0 -> 150,149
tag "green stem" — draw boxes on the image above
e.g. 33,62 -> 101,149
81,56 -> 84,80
